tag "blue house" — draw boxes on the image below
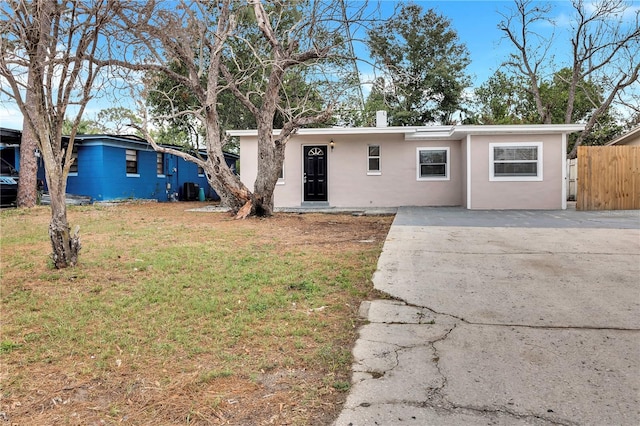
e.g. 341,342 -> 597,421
0,129 -> 239,203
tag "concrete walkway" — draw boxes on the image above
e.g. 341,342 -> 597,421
334,207 -> 640,426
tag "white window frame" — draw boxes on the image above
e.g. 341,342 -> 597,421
489,142 -> 543,182
367,144 -> 381,175
157,153 -> 165,177
417,147 -> 450,181
125,149 -> 139,177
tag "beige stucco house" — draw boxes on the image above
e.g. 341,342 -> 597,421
230,123 -> 585,210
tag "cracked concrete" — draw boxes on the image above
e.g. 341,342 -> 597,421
333,207 -> 640,426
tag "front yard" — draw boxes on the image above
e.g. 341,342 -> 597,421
0,202 -> 393,425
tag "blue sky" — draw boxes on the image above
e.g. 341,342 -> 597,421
356,0 -> 590,86
1,1 -> 637,130
357,0 -> 518,85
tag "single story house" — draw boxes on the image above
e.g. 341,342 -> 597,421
0,128 -> 238,203
605,126 -> 640,146
230,122 -> 585,210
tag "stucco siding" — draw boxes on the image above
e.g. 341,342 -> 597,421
241,134 -> 463,208
330,135 -> 462,207
468,134 -> 564,209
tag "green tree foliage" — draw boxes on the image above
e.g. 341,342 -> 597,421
366,3 -> 471,125
61,118 -> 101,135
468,71 -> 533,124
359,78 -> 388,126
95,107 -> 142,134
470,68 -> 624,149
498,0 -> 639,157
115,0 -> 353,216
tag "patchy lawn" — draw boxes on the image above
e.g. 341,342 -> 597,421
0,202 -> 393,425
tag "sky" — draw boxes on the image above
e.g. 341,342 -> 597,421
356,0 -> 520,86
1,0 -> 638,131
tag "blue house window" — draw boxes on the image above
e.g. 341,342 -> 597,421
126,149 -> 138,174
157,153 -> 164,175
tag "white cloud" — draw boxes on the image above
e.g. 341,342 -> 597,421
0,103 -> 23,130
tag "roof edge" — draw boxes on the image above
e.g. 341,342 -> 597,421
605,126 -> 640,146
227,124 -> 586,138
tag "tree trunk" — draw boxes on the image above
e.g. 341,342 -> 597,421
48,187 -> 81,268
17,117 -> 39,207
17,5 -> 47,208
252,136 -> 284,217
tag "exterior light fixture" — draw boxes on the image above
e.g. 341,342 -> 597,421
330,139 -> 335,151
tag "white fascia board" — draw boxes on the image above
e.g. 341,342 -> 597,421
403,126 -> 457,140
227,126 -> 421,138
227,124 -> 586,139
454,124 -> 586,136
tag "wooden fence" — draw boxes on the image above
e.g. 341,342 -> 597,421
577,146 -> 640,210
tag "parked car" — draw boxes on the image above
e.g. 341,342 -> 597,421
0,176 -> 18,207
1,158 -> 19,207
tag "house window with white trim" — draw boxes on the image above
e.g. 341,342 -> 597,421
417,147 -> 449,180
368,145 -> 381,174
490,142 -> 543,181
126,149 -> 138,174
157,153 -> 165,176
197,165 -> 204,176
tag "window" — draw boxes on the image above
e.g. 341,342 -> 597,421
68,145 -> 78,174
126,149 -> 138,174
197,165 -> 204,176
367,145 -> 381,174
157,153 -> 164,175
417,147 -> 449,180
490,142 -> 543,181
277,164 -> 285,184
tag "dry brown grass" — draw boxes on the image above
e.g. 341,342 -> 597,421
0,202 -> 393,425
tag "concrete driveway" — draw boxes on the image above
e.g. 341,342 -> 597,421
334,207 -> 640,426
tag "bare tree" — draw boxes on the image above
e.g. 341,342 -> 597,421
113,0 -> 356,217
0,0 -> 117,268
499,0 -> 640,157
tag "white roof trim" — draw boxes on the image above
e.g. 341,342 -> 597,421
227,124 -> 585,139
605,126 -> 640,146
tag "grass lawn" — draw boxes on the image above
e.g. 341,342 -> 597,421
0,202 -> 393,425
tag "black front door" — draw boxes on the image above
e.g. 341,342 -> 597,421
303,145 -> 327,202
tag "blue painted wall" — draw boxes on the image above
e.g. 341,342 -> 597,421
30,135 -> 238,203
5,132 -> 238,203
